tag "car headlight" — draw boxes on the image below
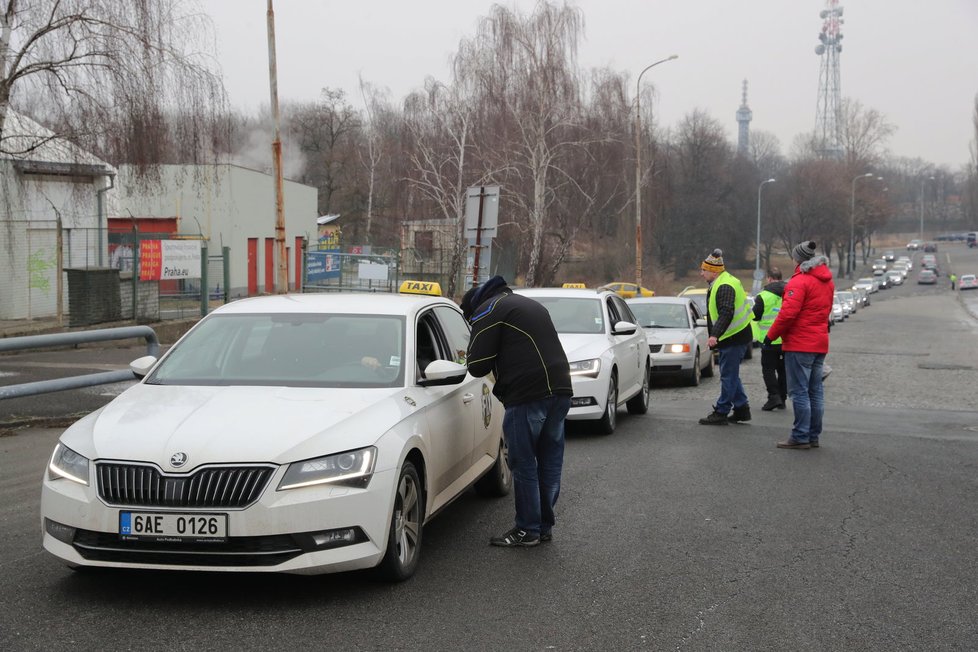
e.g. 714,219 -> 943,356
278,447 -> 377,490
47,443 -> 90,485
664,343 -> 691,354
568,359 -> 601,378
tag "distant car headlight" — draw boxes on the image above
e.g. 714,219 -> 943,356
664,343 -> 691,354
47,443 -> 90,485
568,359 -> 601,378
278,447 -> 377,490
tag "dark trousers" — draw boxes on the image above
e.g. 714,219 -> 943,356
761,344 -> 787,402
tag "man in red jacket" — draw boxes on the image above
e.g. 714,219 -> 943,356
765,241 -> 834,450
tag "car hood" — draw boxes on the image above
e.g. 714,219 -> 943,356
641,328 -> 693,345
558,333 -> 614,362
60,384 -> 408,468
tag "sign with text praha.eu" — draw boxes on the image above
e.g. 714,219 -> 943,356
139,240 -> 201,281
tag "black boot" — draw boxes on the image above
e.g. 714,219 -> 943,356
761,397 -> 785,411
698,410 -> 729,426
728,404 -> 752,423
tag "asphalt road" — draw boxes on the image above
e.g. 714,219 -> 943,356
2,246 -> 977,651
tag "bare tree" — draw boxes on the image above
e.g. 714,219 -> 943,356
358,78 -> 392,245
469,1 -> 587,286
0,0 -> 225,166
839,98 -> 896,170
403,76 -> 495,298
286,88 -> 360,217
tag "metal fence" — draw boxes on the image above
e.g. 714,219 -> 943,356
303,249 -> 400,294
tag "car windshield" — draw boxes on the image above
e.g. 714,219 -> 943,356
534,297 -> 605,334
146,313 -> 406,388
628,302 -> 690,329
962,275 -> 976,282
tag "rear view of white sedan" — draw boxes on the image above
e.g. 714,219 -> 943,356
41,291 -> 510,580
513,288 -> 650,434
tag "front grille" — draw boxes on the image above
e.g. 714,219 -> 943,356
72,529 -> 303,567
96,463 -> 276,509
649,345 -> 663,353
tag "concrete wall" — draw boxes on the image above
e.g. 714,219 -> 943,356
0,161 -> 112,319
113,165 -> 317,297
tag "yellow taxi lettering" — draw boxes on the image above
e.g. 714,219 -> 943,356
399,280 -> 442,296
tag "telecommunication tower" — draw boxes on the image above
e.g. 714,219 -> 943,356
736,79 -> 752,157
814,0 -> 844,159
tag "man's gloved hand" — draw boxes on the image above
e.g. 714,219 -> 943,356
762,336 -> 772,347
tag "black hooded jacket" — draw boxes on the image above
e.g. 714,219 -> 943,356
462,276 -> 572,407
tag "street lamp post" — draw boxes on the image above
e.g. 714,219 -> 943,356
634,54 -> 678,290
849,173 -> 877,279
919,175 -> 936,240
753,178 -> 776,292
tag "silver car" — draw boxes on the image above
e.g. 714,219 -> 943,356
626,296 -> 714,386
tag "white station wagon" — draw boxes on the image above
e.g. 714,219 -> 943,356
41,287 -> 509,580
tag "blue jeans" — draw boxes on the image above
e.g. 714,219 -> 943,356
715,343 -> 749,415
784,351 -> 826,443
502,395 -> 571,535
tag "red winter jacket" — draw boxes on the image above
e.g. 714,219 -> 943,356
766,256 -> 835,353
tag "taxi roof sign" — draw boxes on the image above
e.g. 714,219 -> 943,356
561,282 -> 587,289
399,280 -> 442,296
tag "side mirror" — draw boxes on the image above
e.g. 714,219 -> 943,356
130,355 -> 158,379
419,359 -> 468,387
695,318 -> 707,327
611,320 -> 637,336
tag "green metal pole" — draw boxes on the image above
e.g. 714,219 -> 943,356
222,246 -> 230,303
200,244 -> 209,317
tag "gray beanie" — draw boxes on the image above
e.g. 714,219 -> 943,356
791,240 -> 817,263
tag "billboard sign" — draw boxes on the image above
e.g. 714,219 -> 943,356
139,240 -> 201,281
306,250 -> 341,281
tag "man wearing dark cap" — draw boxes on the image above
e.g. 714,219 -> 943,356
765,241 -> 835,450
461,276 -> 573,547
697,249 -> 754,426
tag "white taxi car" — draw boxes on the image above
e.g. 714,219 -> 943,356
41,284 -> 509,580
626,296 -> 713,386
513,288 -> 650,434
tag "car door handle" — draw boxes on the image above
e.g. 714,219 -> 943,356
462,393 -> 475,403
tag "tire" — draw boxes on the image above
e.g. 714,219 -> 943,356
684,350 -> 701,386
596,372 -> 618,434
377,460 -> 424,582
701,348 -> 714,378
474,438 -> 512,497
626,362 -> 650,415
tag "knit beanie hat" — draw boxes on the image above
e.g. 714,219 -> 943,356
701,248 -> 725,273
791,240 -> 817,263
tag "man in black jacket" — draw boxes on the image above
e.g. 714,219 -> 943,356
461,276 -> 573,548
752,268 -> 787,410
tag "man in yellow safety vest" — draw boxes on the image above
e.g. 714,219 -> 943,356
698,248 -> 754,426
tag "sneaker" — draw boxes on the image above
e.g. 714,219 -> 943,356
776,438 -> 811,450
540,532 -> 552,542
761,398 -> 784,411
728,404 -> 752,423
810,440 -> 820,448
489,527 -> 540,547
698,410 -> 729,426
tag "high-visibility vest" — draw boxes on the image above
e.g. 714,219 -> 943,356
755,289 -> 782,345
707,271 -> 752,341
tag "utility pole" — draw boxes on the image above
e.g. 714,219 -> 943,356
267,0 -> 288,293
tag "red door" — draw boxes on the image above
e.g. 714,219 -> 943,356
264,238 -> 275,293
247,238 -> 258,296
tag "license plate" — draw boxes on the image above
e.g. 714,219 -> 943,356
119,512 -> 227,542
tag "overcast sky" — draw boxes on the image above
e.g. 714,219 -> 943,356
199,0 -> 978,169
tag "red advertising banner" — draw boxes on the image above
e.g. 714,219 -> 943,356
139,240 -> 162,281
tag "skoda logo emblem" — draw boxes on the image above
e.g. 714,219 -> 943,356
170,452 -> 188,468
